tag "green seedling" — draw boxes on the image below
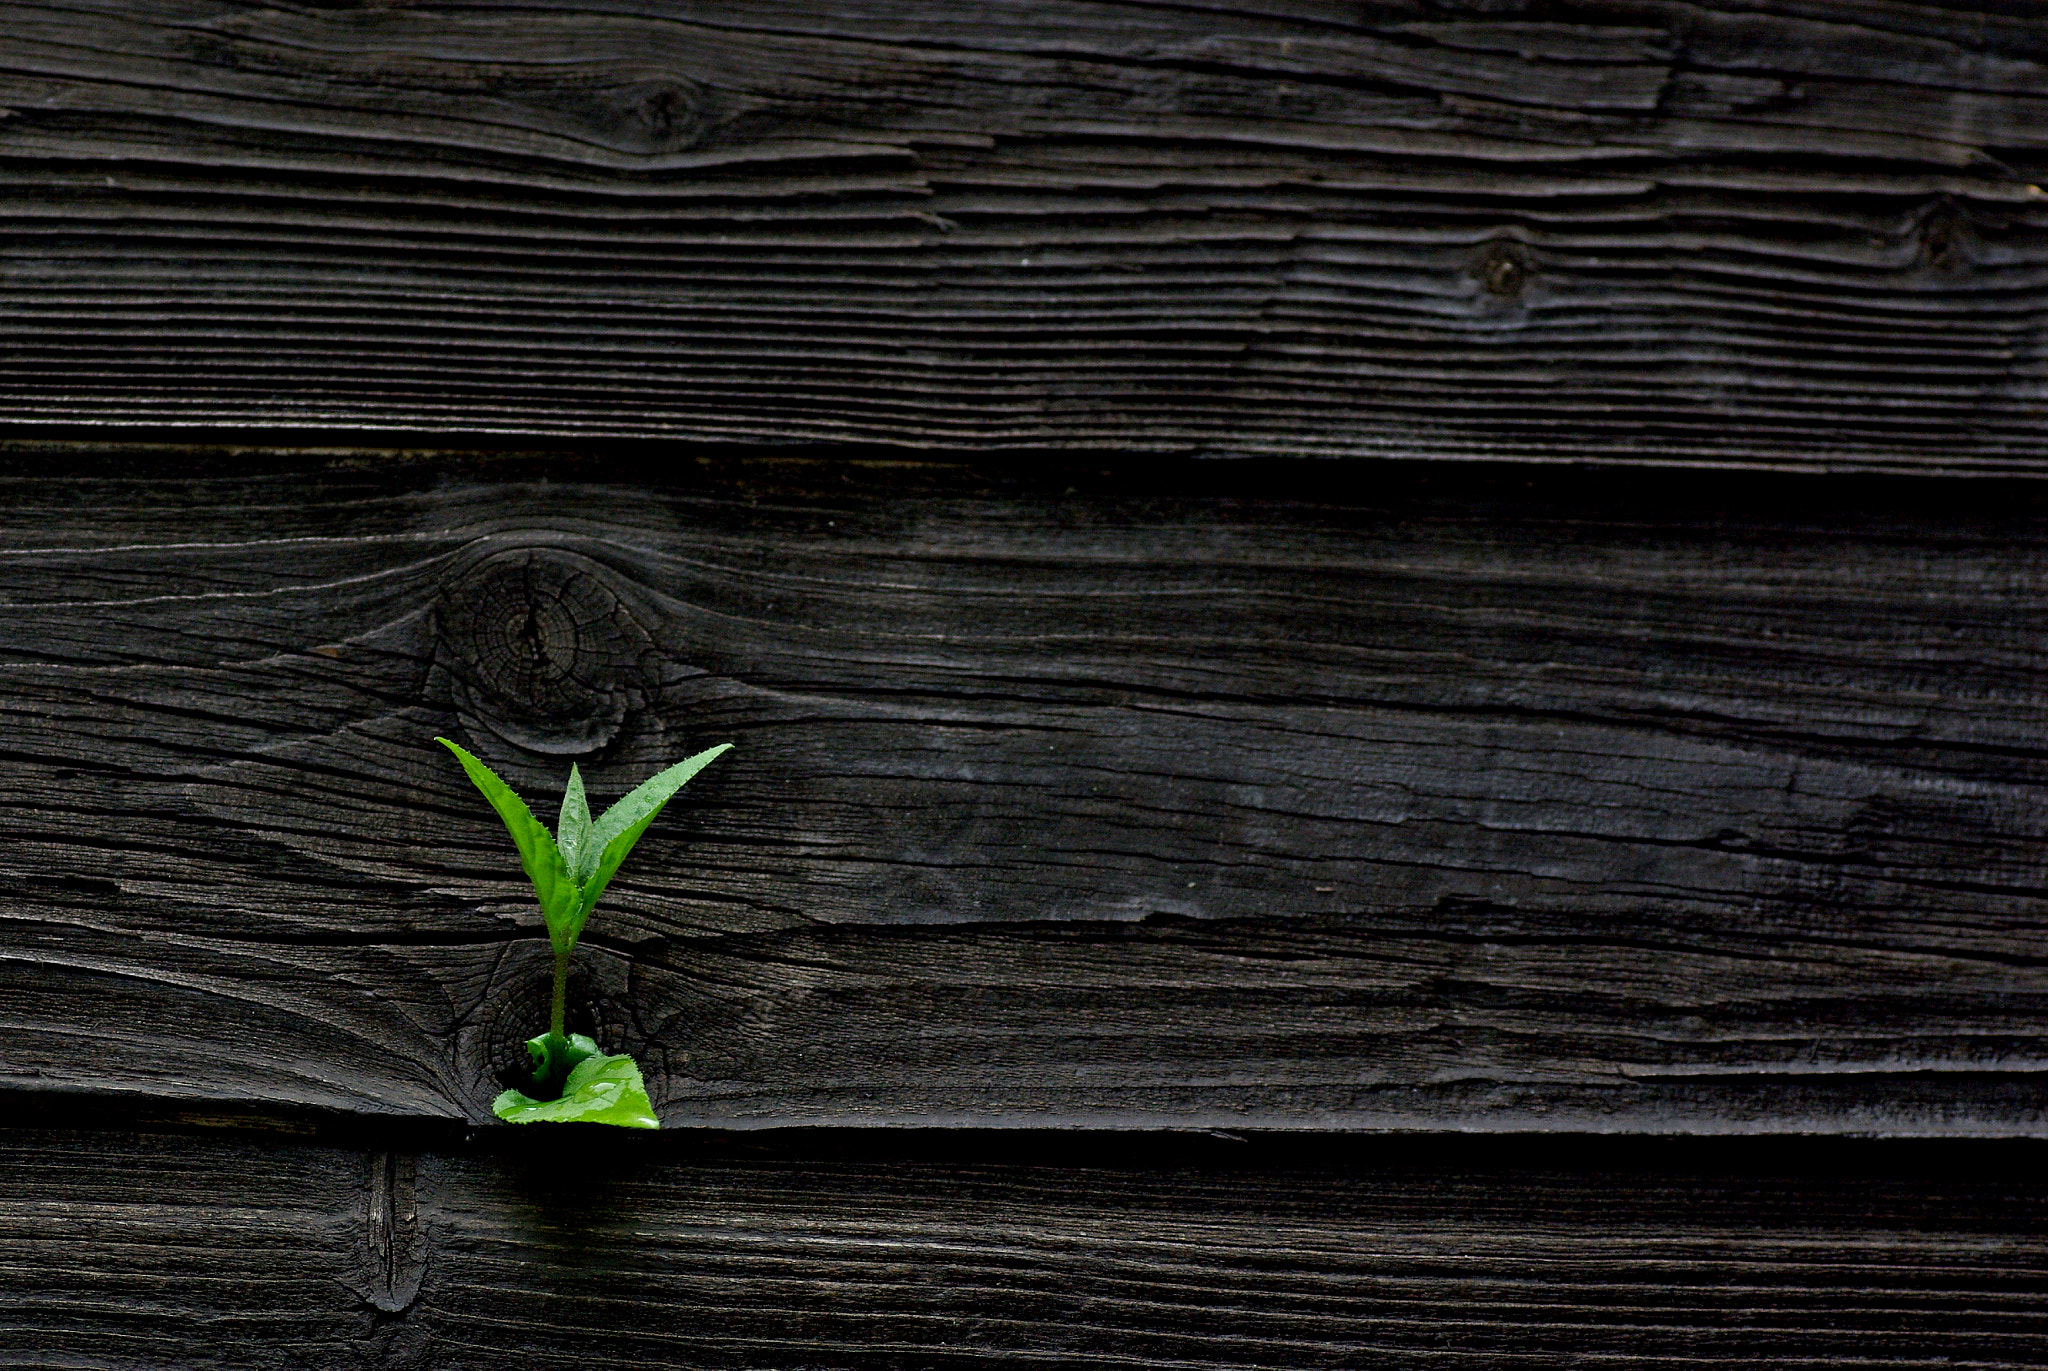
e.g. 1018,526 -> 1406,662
435,736 -> 732,1127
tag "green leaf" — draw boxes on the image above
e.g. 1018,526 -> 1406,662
568,743 -> 732,938
583,744 -> 734,869
556,764 -> 592,880
525,1030 -> 599,1097
492,1049 -> 660,1128
434,737 -> 578,953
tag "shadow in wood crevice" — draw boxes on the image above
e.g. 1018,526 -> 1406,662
6,1087 -> 2048,1175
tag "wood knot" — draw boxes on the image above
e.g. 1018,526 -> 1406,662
1472,240 -> 1529,299
466,942 -> 641,1108
575,74 -> 715,154
438,548 -> 654,757
1919,198 -> 1974,273
476,946 -> 571,1091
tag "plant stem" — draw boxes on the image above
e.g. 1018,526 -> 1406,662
550,946 -> 569,1041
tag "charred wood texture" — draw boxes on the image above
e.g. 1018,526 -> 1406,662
3,453 -> 2047,1133
6,1123 -> 2047,1369
1,1 -> 2046,470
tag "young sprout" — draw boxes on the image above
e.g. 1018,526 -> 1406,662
436,736 -> 732,1127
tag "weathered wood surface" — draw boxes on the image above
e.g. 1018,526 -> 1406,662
4,451 -> 2048,1132
5,1120 -> 2046,1368
3,1 -> 2047,471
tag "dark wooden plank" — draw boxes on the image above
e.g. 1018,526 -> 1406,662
5,1121 -> 2046,1368
0,1124 -> 369,1366
1,1 -> 2046,471
3,450 -> 2048,1132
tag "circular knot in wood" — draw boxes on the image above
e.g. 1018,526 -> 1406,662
573,74 -> 715,154
1919,198 -> 1974,273
1472,240 -> 1529,300
440,548 -> 654,756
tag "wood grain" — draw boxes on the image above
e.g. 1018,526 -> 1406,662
5,1122 -> 2046,1368
3,451 -> 2047,1132
2,1 -> 2047,471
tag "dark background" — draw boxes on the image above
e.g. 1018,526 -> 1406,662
5,2 -> 2048,1364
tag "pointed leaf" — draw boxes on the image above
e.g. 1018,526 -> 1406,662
492,1050 -> 660,1128
557,764 -> 592,881
585,744 -> 734,862
435,737 -> 578,951
568,744 -> 732,938
568,805 -> 665,945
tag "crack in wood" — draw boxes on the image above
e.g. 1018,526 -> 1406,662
337,1149 -> 426,1316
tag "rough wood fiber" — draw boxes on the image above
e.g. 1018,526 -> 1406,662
4,1124 -> 2046,1369
3,452 -> 2047,1132
2,1 -> 2047,471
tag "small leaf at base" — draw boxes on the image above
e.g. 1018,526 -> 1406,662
524,1031 -> 600,1097
492,1049 -> 661,1128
